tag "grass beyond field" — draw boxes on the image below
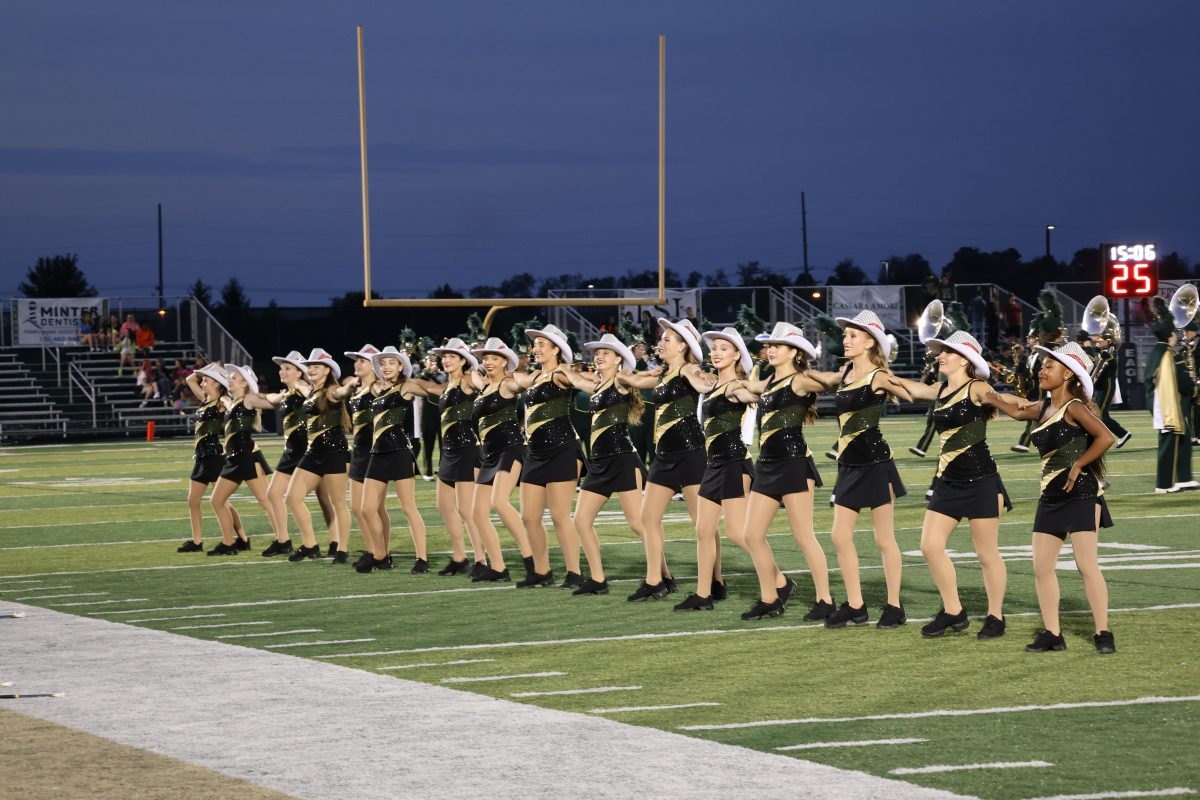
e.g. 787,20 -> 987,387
1,410 -> 1197,800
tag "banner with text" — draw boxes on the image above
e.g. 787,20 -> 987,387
620,289 -> 699,326
13,297 -> 108,346
828,285 -> 904,329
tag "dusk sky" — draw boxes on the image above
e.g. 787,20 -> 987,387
3,2 -> 1198,306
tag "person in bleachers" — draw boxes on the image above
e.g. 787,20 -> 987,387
78,310 -> 97,350
136,319 -> 156,356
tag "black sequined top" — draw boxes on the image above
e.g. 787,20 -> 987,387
193,400 -> 224,459
370,384 -> 414,454
1031,399 -> 1103,501
280,390 -> 309,458
933,380 -> 997,483
757,374 -> 815,462
589,378 -> 635,460
474,385 -> 526,458
223,398 -> 260,459
348,385 -> 375,456
440,382 -> 480,451
836,367 -> 891,466
652,368 -> 704,457
303,392 -> 348,455
524,372 -> 577,457
702,382 -> 748,468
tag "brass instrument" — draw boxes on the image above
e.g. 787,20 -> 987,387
917,300 -> 946,344
1170,284 -> 1199,403
988,341 -> 1028,395
1082,295 -> 1123,380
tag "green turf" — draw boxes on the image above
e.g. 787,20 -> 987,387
1,410 -> 1198,799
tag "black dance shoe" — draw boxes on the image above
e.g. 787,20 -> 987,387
921,608 -> 969,638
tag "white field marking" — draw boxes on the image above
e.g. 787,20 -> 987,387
678,695 -> 1200,731
0,497 -> 333,516
7,478 -> 179,488
890,761 -> 1053,775
778,738 -> 928,751
1062,563 -> 1200,572
127,614 -> 226,623
172,621 -> 274,631
377,659 -> 498,671
1019,789 -> 1198,800
0,579 -> 43,585
7,561 -> 288,581
0,585 -> 70,593
440,671 -> 566,684
217,628 -> 323,639
512,685 -> 642,698
0,539 -> 185,550
88,585 -> 515,616
0,468 -> 20,473
52,598 -> 149,607
16,592 -> 106,600
310,603 -> 1200,660
264,638 -> 376,650
591,702 -> 722,714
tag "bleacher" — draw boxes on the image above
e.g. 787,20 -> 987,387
0,350 -> 68,440
67,342 -> 201,435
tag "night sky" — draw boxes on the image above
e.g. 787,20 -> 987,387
3,1 -> 1198,305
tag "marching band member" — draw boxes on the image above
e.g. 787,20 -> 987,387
1146,296 -> 1197,493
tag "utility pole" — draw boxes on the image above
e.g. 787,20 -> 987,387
801,192 -> 809,276
157,203 -> 165,312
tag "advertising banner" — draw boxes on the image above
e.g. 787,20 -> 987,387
828,285 -> 904,329
620,289 -> 699,322
13,297 -> 107,346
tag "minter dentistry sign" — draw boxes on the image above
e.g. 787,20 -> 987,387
13,297 -> 108,346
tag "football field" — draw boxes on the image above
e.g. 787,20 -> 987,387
1,410 -> 1197,799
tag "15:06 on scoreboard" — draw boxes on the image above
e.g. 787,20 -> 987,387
1102,242 -> 1158,298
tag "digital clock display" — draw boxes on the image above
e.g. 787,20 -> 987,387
1102,242 -> 1158,298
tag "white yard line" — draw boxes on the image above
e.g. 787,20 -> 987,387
264,638 -> 377,649
16,592 -> 105,600
127,614 -> 226,623
172,621 -> 273,630
679,695 -> 1200,731
512,686 -> 642,698
592,702 -> 722,714
89,585 -> 515,616
441,672 -> 566,684
0,585 -> 70,593
1018,789 -> 1197,800
52,598 -> 149,607
3,561 -> 286,581
778,738 -> 928,751
1063,563 -> 1200,572
378,659 -> 497,671
216,628 -> 322,639
890,761 -> 1053,775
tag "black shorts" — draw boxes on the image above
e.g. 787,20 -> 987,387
832,460 -> 907,511
522,443 -> 584,487
220,450 -> 272,483
752,455 -> 823,502
348,446 -> 371,483
1034,494 -> 1114,540
297,448 -> 349,477
927,474 -> 1012,521
365,449 -> 415,483
438,446 -> 480,486
580,451 -> 646,498
190,453 -> 224,485
647,448 -> 706,493
275,448 -> 305,476
477,445 -> 525,486
699,458 -> 755,505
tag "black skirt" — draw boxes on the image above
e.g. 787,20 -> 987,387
438,446 -> 480,486
752,455 -> 823,502
365,449 -> 415,483
348,446 -> 371,483
832,460 -> 907,511
522,443 -> 584,487
927,474 -> 1012,521
580,451 -> 646,498
647,448 -> 706,493
220,450 -> 272,483
699,458 -> 755,505
297,448 -> 349,477
477,444 -> 525,487
1034,494 -> 1114,540
275,448 -> 305,476
190,453 -> 224,485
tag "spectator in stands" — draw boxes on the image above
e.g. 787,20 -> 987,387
631,341 -> 651,371
640,310 -> 656,343
922,272 -> 939,304
78,311 -> 97,350
600,315 -> 618,334
1004,295 -> 1023,340
968,293 -> 987,340
106,313 -> 120,349
136,360 -> 156,405
136,319 -> 156,356
938,273 -> 957,303
155,368 -> 172,404
684,306 -> 699,326
987,290 -> 1002,352
119,314 -> 140,340
117,329 -> 137,377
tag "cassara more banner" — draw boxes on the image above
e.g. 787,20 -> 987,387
14,297 -> 108,346
828,285 -> 904,329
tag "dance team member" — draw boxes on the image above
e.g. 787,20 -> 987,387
343,344 -> 390,568
990,343 -> 1116,654
821,310 -> 913,629
206,364 -> 278,556
892,331 -> 1011,638
285,349 -> 352,562
177,364 -> 242,553
733,322 -> 834,620
618,317 -> 706,602
558,333 -> 649,596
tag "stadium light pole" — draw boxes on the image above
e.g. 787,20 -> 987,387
1045,224 -> 1055,259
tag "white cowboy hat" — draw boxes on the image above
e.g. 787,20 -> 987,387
301,348 -> 341,381
1034,342 -> 1094,400
584,333 -> 636,371
344,343 -> 381,361
656,317 -> 703,362
370,345 -> 413,381
195,362 -> 229,390
835,310 -> 890,357
224,364 -> 259,394
471,337 -> 519,372
270,350 -> 308,373
755,322 -> 818,361
525,324 -> 573,364
701,327 -> 753,374
432,337 -> 479,371
927,331 -> 990,380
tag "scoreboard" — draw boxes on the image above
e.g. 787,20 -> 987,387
1102,242 -> 1158,298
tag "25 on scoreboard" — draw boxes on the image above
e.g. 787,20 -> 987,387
1102,243 -> 1158,298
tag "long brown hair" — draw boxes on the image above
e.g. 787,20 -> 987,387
783,347 -> 819,425
624,381 -> 646,425
1067,378 -> 1106,482
312,368 -> 351,432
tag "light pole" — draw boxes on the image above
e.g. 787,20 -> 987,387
881,260 -> 890,284
1045,225 -> 1055,259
